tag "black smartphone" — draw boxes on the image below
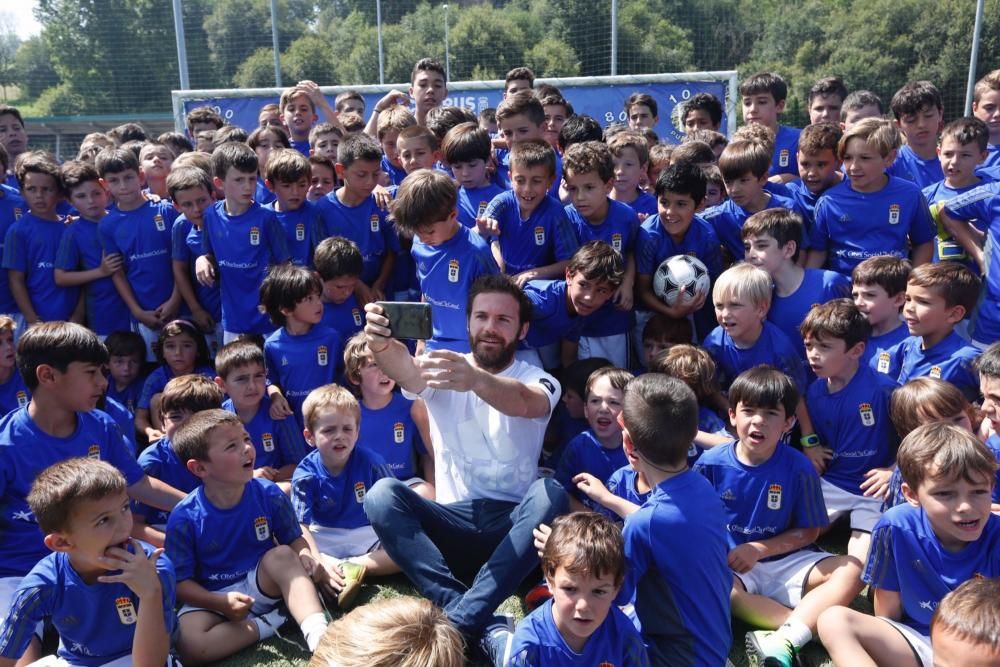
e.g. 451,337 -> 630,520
376,301 -> 433,340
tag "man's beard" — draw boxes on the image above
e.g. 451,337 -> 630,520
469,333 -> 517,372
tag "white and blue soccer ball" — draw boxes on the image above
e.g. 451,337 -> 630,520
652,254 -> 711,306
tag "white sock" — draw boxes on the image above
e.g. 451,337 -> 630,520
300,612 -> 329,652
253,608 -> 285,641
776,618 -> 812,649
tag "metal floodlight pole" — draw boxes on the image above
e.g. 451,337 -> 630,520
270,0 -> 282,87
964,0 -> 985,115
377,0 -> 385,85
444,4 -> 450,81
610,0 -> 618,76
171,0 -> 190,90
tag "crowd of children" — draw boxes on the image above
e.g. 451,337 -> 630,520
0,57 -> 999,667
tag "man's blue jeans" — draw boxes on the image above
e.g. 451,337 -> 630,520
364,476 -> 568,636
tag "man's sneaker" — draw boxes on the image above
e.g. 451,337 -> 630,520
478,614 -> 515,667
337,561 -> 367,610
524,580 -> 552,611
745,630 -> 797,667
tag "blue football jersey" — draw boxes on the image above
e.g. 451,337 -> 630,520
98,200 -> 177,310
483,190 -> 579,275
2,212 -> 78,321
264,325 -> 344,431
291,447 -> 392,530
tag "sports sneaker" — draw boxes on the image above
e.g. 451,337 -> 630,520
337,561 -> 367,610
745,630 -> 797,667
478,614 -> 514,667
524,580 -> 552,611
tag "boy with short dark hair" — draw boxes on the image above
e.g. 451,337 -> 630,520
972,69 -> 1000,169
442,122 -> 504,228
314,236 -> 365,338
0,458 -> 177,667
396,125 -> 441,174
694,367 -> 863,667
104,330 -> 146,414
739,71 -> 800,181
817,423 -> 1000,667
409,58 -> 447,127
0,143 -> 24,324
504,67 -> 535,97
264,148 -> 318,266
872,262 -> 981,399
840,90 -> 884,130
197,141 -> 292,341
807,118 -> 935,276
540,94 -> 573,152
624,92 -> 658,131
785,122 -> 844,228
0,106 -> 28,189
807,76 -> 848,126
309,122 -> 343,163
307,154 -> 337,202
607,131 -> 657,218
185,105 -> 224,139
682,93 -> 723,133
851,255 -> 911,366
165,409 -> 331,662
890,81 -> 945,188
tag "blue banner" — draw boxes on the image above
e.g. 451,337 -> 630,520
181,79 -> 728,145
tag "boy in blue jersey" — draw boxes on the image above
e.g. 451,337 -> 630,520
103,331 -> 145,416
702,138 -> 800,262
165,410 -> 331,663
479,139 -> 578,285
308,122 -> 342,164
396,125 -> 441,175
693,367 -> 864,667
635,161 -> 722,345
0,317 -> 29,416
873,262 -> 981,399
313,133 -> 398,302
800,300 -> 897,564
972,70 -> 1000,168
196,141 -> 292,341
523,241 -> 623,370
818,423 -> 1000,667
280,85 -> 319,156
54,161 -> 131,339
924,117 -> 992,272
391,169 -> 499,352
293,385 -> 400,609
168,166 -> 221,349
97,147 -> 181,359
890,81 -> 945,188
562,141 -> 637,367
494,91 -> 563,197
509,512 -> 648,667
261,264 -> 344,431
3,152 -> 80,326
376,105 -> 416,188
786,122 -> 844,230
740,72 -> 800,182
808,118 -> 935,276
851,256 -> 911,366
554,367 -> 632,515
248,125 -> 288,207
0,144 -> 25,327
217,340 -> 308,495
0,323 -> 184,660
264,148 -> 318,266
607,131 -> 658,219
974,346 -> 1000,510
342,333 -> 433,496
138,141 -> 174,201
442,122 -> 504,228
314,237 -> 365,338
307,154 -> 337,203
742,208 -> 850,372
0,458 -> 177,667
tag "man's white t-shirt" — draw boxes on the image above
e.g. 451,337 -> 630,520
405,355 -> 561,504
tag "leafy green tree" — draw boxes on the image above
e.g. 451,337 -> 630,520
617,0 -> 694,75
233,47 -> 281,88
525,37 -> 579,78
12,37 -> 58,100
283,34 -> 338,85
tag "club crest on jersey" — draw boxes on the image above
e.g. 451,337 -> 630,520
477,201 -> 489,218
115,597 -> 137,625
876,351 -> 891,374
295,223 -> 305,241
354,482 -> 366,503
153,214 -> 165,231
778,149 -> 790,167
929,365 -> 942,379
611,233 -> 622,252
393,421 -> 405,443
448,258 -> 460,283
351,308 -> 362,326
888,204 -> 900,225
369,214 -> 380,232
262,432 -> 275,452
87,444 -> 100,460
249,226 -> 261,246
13,207 -> 22,219
15,390 -> 27,408
317,345 -> 328,366
254,516 -> 270,541
859,402 -> 875,427
534,226 -> 545,245
767,483 -> 782,510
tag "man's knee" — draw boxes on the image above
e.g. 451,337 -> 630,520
363,476 -> 410,524
521,477 -> 569,521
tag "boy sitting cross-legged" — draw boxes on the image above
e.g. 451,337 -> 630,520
693,366 -> 864,667
0,458 -> 178,667
817,423 -> 1000,667
165,409 -> 332,664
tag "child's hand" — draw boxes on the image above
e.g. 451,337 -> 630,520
222,591 -> 255,621
97,539 -> 163,600
191,308 -> 215,333
573,473 -> 613,506
135,310 -> 161,330
613,284 -> 634,311
533,523 -> 552,559
511,271 -> 537,287
804,445 -> 833,474
860,467 -> 894,500
296,80 -> 325,106
727,543 -> 764,574
253,467 -> 276,480
475,217 -> 499,238
145,428 -> 165,444
154,299 -> 178,324
195,256 -> 216,287
374,90 -> 411,114
372,185 -> 392,210
100,252 -> 124,276
268,393 -> 293,419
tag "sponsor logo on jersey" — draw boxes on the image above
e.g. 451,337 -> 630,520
317,345 -> 328,366
888,204 -> 900,225
448,258 -> 460,283
534,226 -> 545,245
115,596 -> 137,624
254,516 -> 270,541
859,402 -> 875,426
249,226 -> 261,245
153,214 -> 165,231
393,421 -> 405,443
262,432 -> 274,452
767,483 -> 782,510
354,481 -> 366,503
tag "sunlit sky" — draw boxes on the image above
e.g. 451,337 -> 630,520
4,2 -> 42,40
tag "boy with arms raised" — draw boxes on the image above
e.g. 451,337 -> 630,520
694,367 -> 863,667
740,72 -> 800,182
165,409 -> 331,663
808,118 -> 935,276
264,148 -> 318,267
890,81 -> 945,189
817,423 -> 1000,667
785,122 -> 844,229
872,262 -> 980,400
851,256 -> 911,366
97,148 -> 180,356
972,69 -> 1000,169
442,122 -> 504,228
196,142 -> 291,341
0,458 -> 177,667
800,300 -> 898,563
